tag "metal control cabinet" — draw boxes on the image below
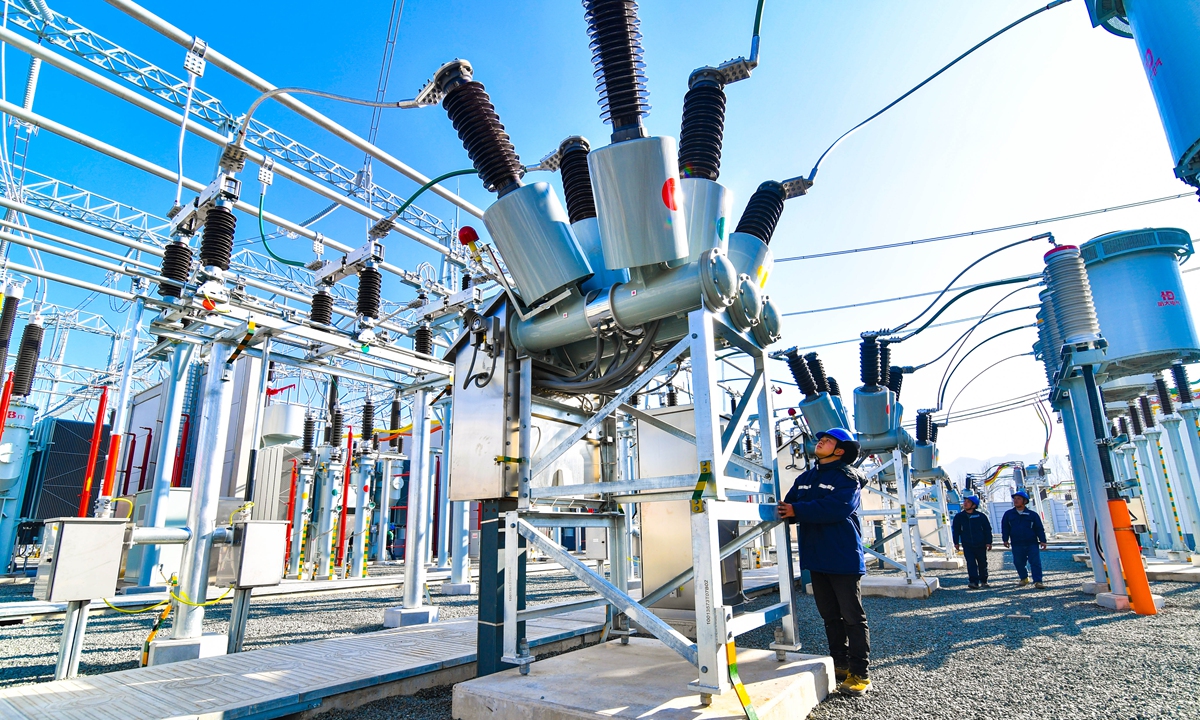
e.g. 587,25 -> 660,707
33,518 -> 127,602
209,521 -> 288,588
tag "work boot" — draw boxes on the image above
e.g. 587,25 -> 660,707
1019,578 -> 1031,586
834,665 -> 850,683
838,673 -> 872,696
1034,581 -> 1045,589
968,583 -> 980,589
981,582 -> 991,588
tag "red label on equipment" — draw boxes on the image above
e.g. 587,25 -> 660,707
662,178 -> 680,211
1159,290 -> 1179,307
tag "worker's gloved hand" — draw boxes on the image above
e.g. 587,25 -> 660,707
1040,542 -> 1047,550
1003,542 -> 1010,549
777,503 -> 795,520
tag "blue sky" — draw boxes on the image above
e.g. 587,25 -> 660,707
8,0 -> 1200,470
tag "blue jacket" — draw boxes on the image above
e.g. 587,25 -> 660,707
1001,508 -> 1046,545
783,460 -> 866,575
951,510 -> 993,547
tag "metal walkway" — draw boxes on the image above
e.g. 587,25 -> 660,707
0,609 -> 605,720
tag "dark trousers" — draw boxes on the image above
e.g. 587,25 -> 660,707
1011,543 -> 1043,582
809,571 -> 870,677
963,544 -> 989,584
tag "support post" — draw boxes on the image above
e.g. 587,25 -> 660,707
225,587 -> 253,653
1160,415 -> 1200,550
171,341 -> 235,640
437,401 -> 452,568
1057,400 -> 1109,585
376,458 -> 392,562
54,599 -> 90,680
477,498 -> 523,676
138,342 -> 195,586
98,294 -> 145,517
288,465 -> 313,576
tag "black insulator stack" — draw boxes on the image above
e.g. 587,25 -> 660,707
878,345 -> 892,388
1139,395 -> 1156,429
558,138 -> 597,223
827,376 -> 842,398
804,352 -> 830,394
887,367 -> 904,398
1109,421 -> 1120,439
12,323 -> 42,397
665,384 -> 678,406
678,77 -> 725,180
860,335 -> 881,388
302,415 -> 316,455
357,266 -> 382,319
1128,402 -> 1144,435
785,349 -> 818,398
0,294 -> 18,373
744,434 -> 753,455
916,410 -> 932,444
1172,363 -> 1194,404
199,204 -> 235,271
583,0 -> 650,139
390,397 -> 402,450
930,422 -> 939,443
734,181 -> 787,245
330,408 -> 345,447
310,289 -> 334,326
439,70 -> 523,195
462,273 -> 472,291
158,240 -> 192,298
1156,376 -> 1175,416
414,325 -> 434,356
362,400 -> 375,443
1118,416 -> 1130,438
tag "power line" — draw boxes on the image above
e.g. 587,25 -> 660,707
775,192 -> 1194,263
788,305 -> 1039,352
782,273 -> 1040,317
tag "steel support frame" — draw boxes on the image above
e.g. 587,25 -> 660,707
501,308 -> 798,696
1141,428 -> 1189,552
1159,415 -> 1200,549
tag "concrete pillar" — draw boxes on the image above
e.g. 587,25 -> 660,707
384,389 -> 439,626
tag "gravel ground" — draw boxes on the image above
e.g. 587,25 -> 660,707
0,570 -> 593,689
315,549 -> 1200,720
4,551 -> 1198,719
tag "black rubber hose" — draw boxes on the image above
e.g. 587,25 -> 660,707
785,349 -> 818,398
678,77 -> 725,180
734,181 -> 786,244
804,352 -> 830,394
440,78 -> 524,195
1139,395 -> 1156,430
12,323 -> 43,397
0,294 -> 19,373
158,240 -> 192,298
534,321 -> 660,393
1171,363 -> 1193,404
1128,403 -> 1144,436
199,204 -> 235,271
357,267 -> 382,319
558,137 -> 597,223
583,0 -> 650,139
860,335 -> 880,388
1156,376 -> 1175,416
310,289 -> 334,326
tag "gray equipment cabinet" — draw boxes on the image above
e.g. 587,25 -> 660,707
33,517 -> 127,602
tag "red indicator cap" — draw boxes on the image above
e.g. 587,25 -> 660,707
661,178 -> 680,211
787,407 -> 797,416
458,226 -> 480,245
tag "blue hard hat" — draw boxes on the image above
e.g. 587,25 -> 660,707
963,495 -> 980,507
1012,489 -> 1030,501
816,428 -> 854,443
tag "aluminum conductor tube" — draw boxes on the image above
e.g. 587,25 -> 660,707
482,182 -> 593,304
588,136 -> 689,269
1043,245 -> 1101,345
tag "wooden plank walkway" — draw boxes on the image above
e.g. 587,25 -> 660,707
0,609 -> 605,720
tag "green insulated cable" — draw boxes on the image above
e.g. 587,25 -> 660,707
382,168 -> 478,230
258,192 -> 307,268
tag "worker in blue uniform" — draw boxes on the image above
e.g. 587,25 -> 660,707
1002,489 -> 1047,588
952,495 -> 993,589
778,428 -> 871,696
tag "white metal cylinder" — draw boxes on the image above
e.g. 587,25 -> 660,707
677,178 -> 732,266
725,231 -> 774,290
589,136 -> 689,269
1044,245 -> 1101,345
575,217 -> 629,294
482,182 -> 592,304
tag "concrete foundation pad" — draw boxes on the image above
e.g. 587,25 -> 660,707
1080,581 -> 1109,595
806,575 -> 939,599
383,605 -> 440,627
1144,562 -> 1200,583
1095,592 -> 1166,612
452,638 -> 833,720
120,585 -> 168,595
147,633 -> 227,666
439,582 -> 477,595
922,557 -> 965,569
1072,553 -> 1090,564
